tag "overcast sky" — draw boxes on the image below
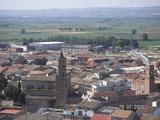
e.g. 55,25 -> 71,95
0,0 -> 160,10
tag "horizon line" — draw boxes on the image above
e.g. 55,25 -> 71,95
0,6 -> 160,11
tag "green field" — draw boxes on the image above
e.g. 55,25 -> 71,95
139,40 -> 160,48
0,17 -> 160,47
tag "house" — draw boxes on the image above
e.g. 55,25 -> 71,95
141,114 -> 160,120
111,109 -> 135,120
10,44 -> 27,52
76,100 -> 102,112
62,106 -> 93,118
152,98 -> 160,107
131,79 -> 145,95
96,106 -> 117,115
0,115 -> 12,120
137,105 -> 160,119
0,42 -> 10,51
0,107 -> 25,119
91,114 -> 111,120
14,110 -> 63,120
3,64 -> 25,80
8,47 -> 23,52
0,59 -> 11,67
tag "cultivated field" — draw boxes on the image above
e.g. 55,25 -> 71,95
0,8 -> 160,48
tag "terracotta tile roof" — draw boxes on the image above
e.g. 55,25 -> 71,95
0,109 -> 21,115
0,107 -> 23,115
123,89 -> 136,96
6,64 -> 24,69
91,114 -> 110,120
141,114 -> 160,120
25,54 -> 47,61
138,105 -> 155,114
24,74 -> 56,81
133,79 -> 145,84
111,109 -> 133,119
77,101 -> 101,109
0,66 -> 7,73
76,54 -> 94,59
14,111 -> 63,120
29,70 -> 45,75
22,65 -> 39,71
86,63 -> 96,68
4,68 -> 18,75
147,92 -> 160,99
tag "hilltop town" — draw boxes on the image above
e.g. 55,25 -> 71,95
0,41 -> 160,120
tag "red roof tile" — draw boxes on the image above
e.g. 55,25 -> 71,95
91,114 -> 110,120
0,108 -> 22,115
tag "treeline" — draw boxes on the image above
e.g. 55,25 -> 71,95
47,35 -> 139,48
21,35 -> 139,48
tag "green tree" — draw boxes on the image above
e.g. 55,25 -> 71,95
131,40 -> 139,49
99,72 -> 109,80
142,33 -> 148,41
19,93 -> 26,105
131,29 -> 137,40
21,29 -> 26,34
13,81 -> 26,105
4,83 -> 17,99
55,35 -> 70,42
0,74 -> 8,92
132,29 -> 137,36
15,56 -> 27,64
33,57 -> 47,65
48,97 -> 56,107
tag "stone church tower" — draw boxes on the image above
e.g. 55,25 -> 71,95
55,51 -> 71,108
145,64 -> 156,94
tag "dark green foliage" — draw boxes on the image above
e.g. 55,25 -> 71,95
0,74 -> 8,91
15,56 -> 27,64
0,92 -> 5,99
142,33 -> 148,41
14,90 -> 26,105
21,29 -> 26,34
54,35 -> 70,42
99,72 -> 109,80
131,29 -> 137,40
13,89 -> 18,103
33,57 -> 47,65
131,29 -> 137,35
50,35 -> 139,48
22,38 -> 34,45
48,97 -> 56,107
13,81 -> 26,105
19,93 -> 26,105
4,83 -> 17,99
131,40 -> 139,49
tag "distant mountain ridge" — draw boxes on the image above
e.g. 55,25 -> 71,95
0,7 -> 160,18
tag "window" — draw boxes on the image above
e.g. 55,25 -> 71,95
71,112 -> 74,115
78,111 -> 82,116
41,85 -> 45,89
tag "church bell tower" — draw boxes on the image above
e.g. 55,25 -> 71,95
55,51 -> 70,108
